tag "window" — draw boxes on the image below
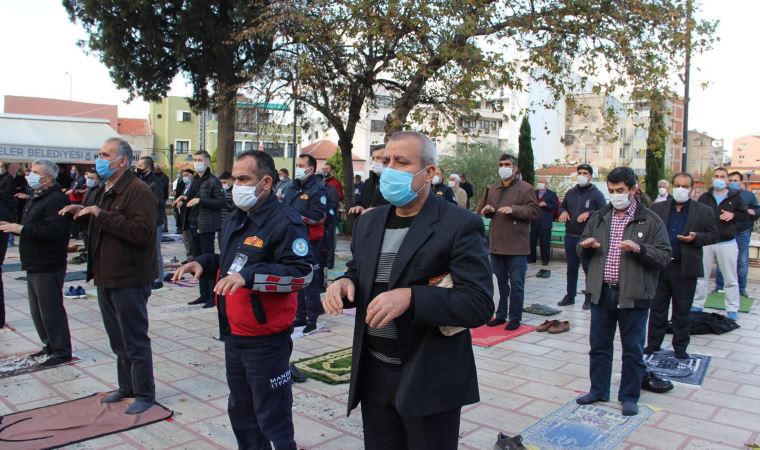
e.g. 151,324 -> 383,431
370,120 -> 385,133
176,111 -> 191,122
234,141 -> 243,154
244,141 -> 254,151
175,140 -> 190,153
262,142 -> 285,158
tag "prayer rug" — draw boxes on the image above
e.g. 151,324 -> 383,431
293,347 -> 352,384
644,350 -> 711,386
0,353 -> 81,379
520,400 -> 653,450
704,292 -> 753,313
0,393 -> 172,450
15,271 -> 87,282
149,303 -> 217,321
470,324 -> 536,347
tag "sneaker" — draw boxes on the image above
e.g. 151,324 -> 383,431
152,282 -> 164,291
727,311 -> 738,321
547,320 -> 570,334
505,320 -> 520,331
487,317 -> 506,327
536,320 -> 558,332
63,286 -> 78,299
302,323 -> 317,334
558,295 -> 575,306
75,286 -> 86,298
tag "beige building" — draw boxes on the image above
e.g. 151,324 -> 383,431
731,135 -> 760,168
563,93 -> 626,171
685,130 -> 724,176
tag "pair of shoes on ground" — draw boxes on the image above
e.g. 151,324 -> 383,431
64,286 -> 86,299
486,318 -> 521,330
535,269 -> 551,278
101,390 -> 155,414
69,252 -> 87,264
557,295 -> 591,310
493,432 -> 526,450
536,319 -> 570,334
575,393 -> 639,416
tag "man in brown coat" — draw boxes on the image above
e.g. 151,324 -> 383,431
60,138 -> 158,415
479,154 -> 539,330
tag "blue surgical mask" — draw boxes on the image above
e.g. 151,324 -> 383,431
379,167 -> 427,207
729,181 -> 741,190
26,172 -> 42,190
182,176 -> 192,185
86,178 -> 97,188
96,157 -> 119,180
712,178 -> 726,190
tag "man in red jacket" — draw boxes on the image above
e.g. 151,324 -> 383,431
322,162 -> 344,202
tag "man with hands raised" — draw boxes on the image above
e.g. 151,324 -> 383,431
173,150 -> 313,450
323,131 -> 493,450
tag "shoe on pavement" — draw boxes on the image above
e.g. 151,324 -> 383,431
202,301 -> 215,309
188,297 -> 206,305
302,323 -> 317,334
558,295 -> 575,306
643,346 -> 660,355
727,311 -> 738,321
63,286 -> 78,299
505,320 -> 520,331
547,320 -> 570,334
487,318 -> 506,327
290,363 -> 307,383
582,299 -> 591,310
30,348 -> 50,358
536,320 -> 558,332
39,355 -> 72,367
126,400 -> 156,415
541,269 -> 551,278
622,401 -> 639,416
152,282 -> 164,291
75,286 -> 86,298
641,371 -> 673,393
576,393 -> 608,405
493,432 -> 527,450
293,319 -> 307,328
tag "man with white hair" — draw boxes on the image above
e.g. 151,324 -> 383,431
448,173 -> 468,208
60,138 -> 158,415
324,131 -> 494,449
653,179 -> 672,203
0,159 -> 72,366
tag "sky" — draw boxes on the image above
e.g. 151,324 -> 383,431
0,0 -> 757,149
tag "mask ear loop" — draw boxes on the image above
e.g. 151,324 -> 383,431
412,165 -> 431,195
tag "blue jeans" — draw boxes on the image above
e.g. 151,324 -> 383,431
491,254 -> 527,322
588,286 -> 648,403
565,235 -> 590,298
716,229 -> 750,293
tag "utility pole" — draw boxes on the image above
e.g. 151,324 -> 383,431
291,48 -> 299,177
681,0 -> 692,173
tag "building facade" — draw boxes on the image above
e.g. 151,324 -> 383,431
731,135 -> 760,168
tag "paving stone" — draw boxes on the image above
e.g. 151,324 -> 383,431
624,424 -> 689,450
658,414 -> 753,446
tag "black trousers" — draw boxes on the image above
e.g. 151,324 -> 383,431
295,241 -> 324,325
0,233 -> 8,327
27,271 -> 72,358
192,231 -> 216,304
647,262 -> 697,353
529,225 -> 551,265
226,334 -> 296,450
97,285 -> 155,402
359,357 -> 461,450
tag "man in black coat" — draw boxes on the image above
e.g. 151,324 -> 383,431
646,173 -> 718,359
529,175 -> 559,276
0,161 -> 14,327
349,145 -> 388,215
324,131 -> 494,450
137,156 -> 167,290
0,159 -> 72,365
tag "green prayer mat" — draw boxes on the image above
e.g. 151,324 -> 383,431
293,347 -> 352,384
704,292 -> 753,313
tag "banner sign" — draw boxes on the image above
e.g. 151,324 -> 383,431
0,144 -> 98,163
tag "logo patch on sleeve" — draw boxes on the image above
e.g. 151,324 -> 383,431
243,236 -> 264,248
292,238 -> 309,256
320,195 -> 327,205
299,193 -> 309,200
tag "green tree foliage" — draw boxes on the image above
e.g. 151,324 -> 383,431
63,0 -> 274,173
262,0 -> 715,207
646,96 -> 667,199
438,143 -> 505,209
518,117 -> 535,186
325,149 -> 344,184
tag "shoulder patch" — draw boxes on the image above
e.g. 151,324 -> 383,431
320,196 -> 327,205
244,236 -> 264,248
299,193 -> 309,200
292,238 -> 309,257
436,191 -> 443,196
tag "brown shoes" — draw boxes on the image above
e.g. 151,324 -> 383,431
548,321 -> 570,334
536,320 -> 570,334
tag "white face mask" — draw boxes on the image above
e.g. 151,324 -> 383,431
432,175 -> 441,185
370,161 -> 384,175
222,182 -> 230,190
232,179 -> 264,210
609,192 -> 631,210
658,187 -> 668,197
447,181 -> 456,188
672,187 -> 690,203
577,175 -> 589,187
536,182 -> 546,191
194,162 -> 207,174
182,176 -> 192,185
498,167 -> 513,180
295,167 -> 309,181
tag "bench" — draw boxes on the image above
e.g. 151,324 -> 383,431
550,222 -> 566,258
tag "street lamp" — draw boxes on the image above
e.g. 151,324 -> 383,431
64,72 -> 72,101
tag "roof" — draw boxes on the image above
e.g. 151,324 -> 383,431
236,101 -> 289,111
536,166 -> 579,176
4,95 -> 119,131
117,118 -> 151,136
300,140 -> 365,161
0,113 -> 118,163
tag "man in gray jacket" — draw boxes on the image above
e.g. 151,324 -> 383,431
575,167 -> 670,416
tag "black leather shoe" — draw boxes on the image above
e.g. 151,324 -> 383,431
558,295 -> 575,306
505,320 -> 520,331
290,363 -> 307,383
188,297 -> 206,305
487,318 -> 506,327
674,350 -> 690,360
39,355 -> 72,367
30,348 -> 50,358
293,319 -> 307,328
643,346 -> 661,355
641,371 -> 673,393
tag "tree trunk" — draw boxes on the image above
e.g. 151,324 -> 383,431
216,85 -> 237,173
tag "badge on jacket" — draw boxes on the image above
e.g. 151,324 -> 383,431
299,194 -> 309,200
637,232 -> 643,238
243,236 -> 264,248
292,238 -> 308,256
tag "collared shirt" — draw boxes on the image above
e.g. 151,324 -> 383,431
603,200 -> 638,283
667,200 -> 689,261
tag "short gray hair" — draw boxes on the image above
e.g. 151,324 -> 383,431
32,159 -> 58,178
658,179 -> 669,186
388,131 -> 437,167
106,137 -> 134,163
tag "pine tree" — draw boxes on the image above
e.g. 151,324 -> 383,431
646,97 -> 667,199
518,117 -> 535,186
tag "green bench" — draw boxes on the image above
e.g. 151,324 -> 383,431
482,217 -> 491,236
550,222 -> 566,258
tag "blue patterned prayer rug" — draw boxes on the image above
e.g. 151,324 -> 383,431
520,400 -> 653,450
644,350 -> 711,386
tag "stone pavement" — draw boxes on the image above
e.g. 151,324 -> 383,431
1,236 -> 759,449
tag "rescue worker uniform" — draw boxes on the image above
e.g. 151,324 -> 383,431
195,193 -> 314,450
432,182 -> 457,205
283,174 -> 327,328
